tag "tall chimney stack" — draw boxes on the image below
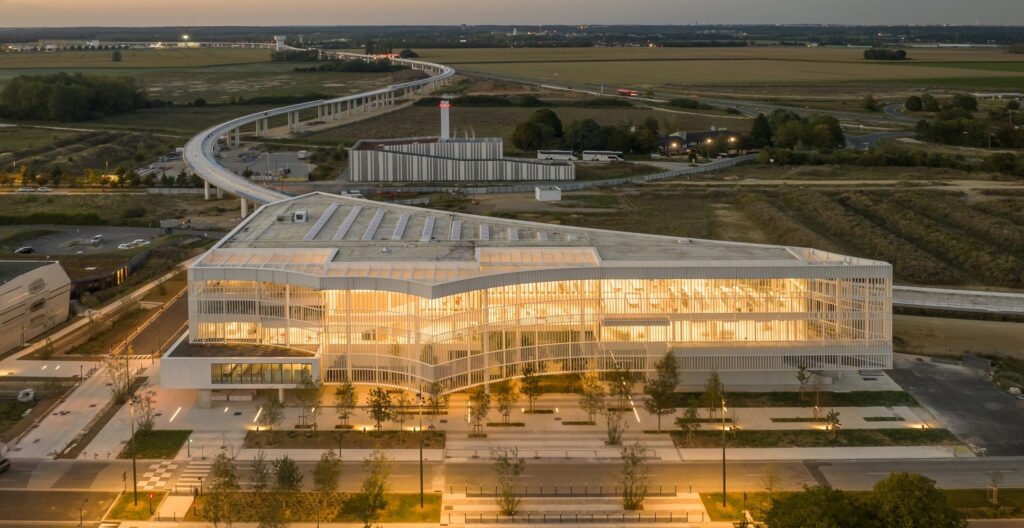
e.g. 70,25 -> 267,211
439,98 -> 451,141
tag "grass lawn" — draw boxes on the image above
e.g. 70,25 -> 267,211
244,429 -> 445,450
142,270 -> 187,303
0,400 -> 36,440
0,48 -> 270,70
107,491 -> 167,521
51,308 -> 152,357
118,430 -> 192,459
186,492 -> 441,522
671,428 -> 958,449
0,127 -> 79,152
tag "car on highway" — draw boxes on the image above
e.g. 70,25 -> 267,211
16,187 -> 34,193
91,235 -> 104,245
117,243 -> 134,250
14,247 -> 35,254
36,187 -> 52,193
132,239 -> 151,246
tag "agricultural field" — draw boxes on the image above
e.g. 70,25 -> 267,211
303,103 -> 750,148
417,47 -> 1024,93
0,126 -> 79,152
0,193 -> 239,228
0,47 -> 270,69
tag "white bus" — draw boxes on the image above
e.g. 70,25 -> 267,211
582,150 -> 624,162
537,150 -> 577,161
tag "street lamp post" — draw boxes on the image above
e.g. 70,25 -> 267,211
721,395 -> 727,508
129,395 -> 138,505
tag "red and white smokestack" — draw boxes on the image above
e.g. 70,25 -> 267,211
439,99 -> 451,141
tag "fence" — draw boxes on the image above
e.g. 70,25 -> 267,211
459,483 -> 679,498
146,187 -> 205,195
362,155 -> 755,196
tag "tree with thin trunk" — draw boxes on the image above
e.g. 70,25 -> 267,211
134,386 -> 157,432
674,406 -> 701,447
357,446 -> 391,528
249,450 -> 271,495
425,380 -> 448,428
392,391 -> 412,430
826,409 -> 841,440
494,379 -> 519,424
601,403 -> 627,446
334,381 -> 357,426
796,366 -> 810,401
313,449 -> 344,524
703,370 -> 723,420
469,386 -> 491,436
493,447 -> 526,516
763,463 -> 782,505
102,353 -> 132,404
578,371 -> 606,424
259,394 -> 285,432
607,366 -> 635,410
272,454 -> 303,525
204,452 -> 240,527
367,387 -> 394,431
619,443 -> 649,510
520,363 -> 542,412
642,352 -> 680,432
295,373 -> 321,430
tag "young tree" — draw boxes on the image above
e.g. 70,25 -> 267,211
702,370 -> 724,419
607,366 -> 635,409
204,452 -> 240,527
102,354 -> 133,404
826,409 -> 841,440
334,382 -> 358,426
367,387 -> 394,431
392,391 -> 411,430
296,373 -> 321,430
905,95 -> 924,112
619,443 -> 648,510
520,363 -> 543,412
493,379 -> 519,424
249,450 -> 271,495
601,405 -> 627,446
134,387 -> 157,432
674,406 -> 701,447
872,473 -> 966,528
493,448 -> 526,516
762,463 -> 782,505
111,50 -> 122,62
258,394 -> 285,432
642,352 -> 680,432
578,371 -> 606,424
357,446 -> 392,528
796,366 -> 811,401
468,386 -> 491,436
425,380 -> 449,427
313,449 -> 344,524
273,455 -> 303,492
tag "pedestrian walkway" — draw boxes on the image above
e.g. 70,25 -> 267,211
441,491 -> 714,526
138,460 -> 180,491
175,460 -> 213,495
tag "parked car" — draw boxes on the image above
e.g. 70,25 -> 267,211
91,234 -> 104,245
117,243 -> 134,250
16,187 -> 34,193
132,239 -> 151,246
14,247 -> 35,254
36,187 -> 52,193
16,388 -> 35,403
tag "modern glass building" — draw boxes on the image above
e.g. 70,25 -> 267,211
160,192 -> 891,393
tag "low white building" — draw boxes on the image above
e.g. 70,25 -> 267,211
0,261 -> 71,355
535,186 -> 562,202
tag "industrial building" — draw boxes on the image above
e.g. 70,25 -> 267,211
346,98 -> 575,183
0,261 -> 71,355
161,192 -> 892,394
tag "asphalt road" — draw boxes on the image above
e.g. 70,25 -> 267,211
130,292 -> 188,357
889,355 -> 1024,456
7,225 -> 160,256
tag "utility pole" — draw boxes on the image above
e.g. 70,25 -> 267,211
417,391 -> 424,508
721,395 -> 727,508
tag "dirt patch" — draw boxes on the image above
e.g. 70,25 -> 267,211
894,315 -> 1024,359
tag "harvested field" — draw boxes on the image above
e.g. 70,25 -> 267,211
0,48 -> 270,69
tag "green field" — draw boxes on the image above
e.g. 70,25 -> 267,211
417,47 -> 1024,91
0,126 -> 79,152
118,430 -> 192,459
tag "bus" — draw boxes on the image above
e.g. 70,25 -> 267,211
582,150 -> 624,162
537,150 -> 577,161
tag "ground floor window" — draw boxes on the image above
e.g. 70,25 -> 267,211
211,362 -> 312,384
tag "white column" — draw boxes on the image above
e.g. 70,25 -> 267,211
204,180 -> 210,200
216,187 -> 223,199
254,119 -> 261,137
263,118 -> 268,133
241,197 -> 248,218
234,128 -> 240,146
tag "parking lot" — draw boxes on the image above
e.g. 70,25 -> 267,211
219,144 -> 315,180
7,225 -> 160,256
890,353 -> 1024,456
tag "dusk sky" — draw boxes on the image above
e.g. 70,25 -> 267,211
2,0 -> 1022,27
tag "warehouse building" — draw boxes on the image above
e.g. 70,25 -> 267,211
161,192 -> 892,394
0,261 -> 71,355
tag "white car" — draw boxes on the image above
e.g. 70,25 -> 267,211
132,239 -> 151,246
118,243 -> 135,250
36,187 -> 52,193
16,388 -> 35,403
16,187 -> 34,193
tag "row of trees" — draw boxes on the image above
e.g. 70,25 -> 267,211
863,48 -> 908,60
202,447 -> 391,527
905,93 -> 980,113
293,59 -> 408,73
0,72 -> 148,121
749,110 -> 845,150
511,108 -> 662,154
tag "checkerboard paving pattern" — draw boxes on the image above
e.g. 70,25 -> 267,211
138,461 -> 179,491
